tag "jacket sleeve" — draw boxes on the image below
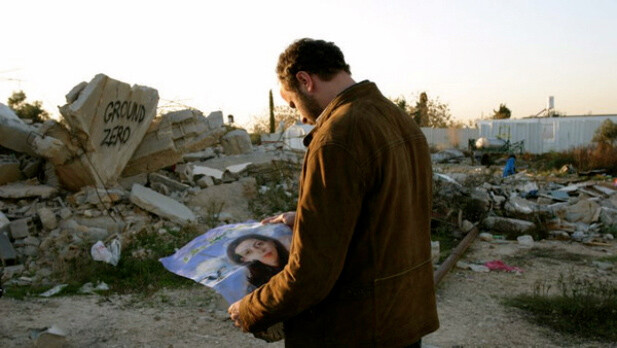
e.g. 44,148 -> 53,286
238,142 -> 365,332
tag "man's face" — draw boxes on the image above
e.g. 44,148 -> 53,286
280,83 -> 324,125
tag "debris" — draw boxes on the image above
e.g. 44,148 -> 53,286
9,217 -> 36,239
0,155 -> 22,184
129,184 -> 196,225
431,149 -> 465,163
478,232 -> 494,241
469,264 -> 490,272
482,216 -> 535,235
37,207 -> 58,230
55,73 -> 159,190
484,260 -> 523,273
29,325 -> 68,348
0,230 -> 17,262
90,239 -> 121,266
592,261 -> 614,271
220,129 -> 253,155
39,284 -> 68,297
0,182 -> 58,199
516,234 -> 534,246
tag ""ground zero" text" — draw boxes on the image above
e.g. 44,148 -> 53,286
103,100 -> 146,124
100,125 -> 131,147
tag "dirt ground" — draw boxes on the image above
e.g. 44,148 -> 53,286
1,239 -> 615,347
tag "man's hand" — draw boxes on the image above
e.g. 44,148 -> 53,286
261,211 -> 296,229
228,300 -> 246,331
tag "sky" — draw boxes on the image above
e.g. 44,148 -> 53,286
1,0 -> 616,129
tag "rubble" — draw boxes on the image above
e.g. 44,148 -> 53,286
129,184 -> 196,225
0,182 -> 58,199
221,129 -> 253,155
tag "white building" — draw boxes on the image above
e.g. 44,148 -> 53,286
476,114 -> 617,154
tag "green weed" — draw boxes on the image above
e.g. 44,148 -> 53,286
504,273 -> 617,342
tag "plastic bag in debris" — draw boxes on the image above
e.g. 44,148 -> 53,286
90,239 -> 121,266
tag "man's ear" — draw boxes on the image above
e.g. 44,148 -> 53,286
295,71 -> 314,92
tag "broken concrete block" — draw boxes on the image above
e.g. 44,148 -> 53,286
118,173 -> 148,190
561,200 -> 601,224
0,231 -> 17,262
482,216 -> 535,235
504,196 -> 541,216
196,176 -> 214,188
593,185 -> 616,196
183,148 -> 216,162
38,207 -> 58,230
0,156 -> 22,185
122,117 -> 182,177
206,111 -> 224,129
0,211 -> 9,230
57,74 -> 159,190
191,166 -> 224,180
9,218 -> 36,239
0,182 -> 58,199
221,129 -> 253,155
129,184 -> 196,225
188,177 -> 257,222
148,172 -> 189,192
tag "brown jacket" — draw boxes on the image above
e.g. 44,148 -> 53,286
239,81 -> 439,347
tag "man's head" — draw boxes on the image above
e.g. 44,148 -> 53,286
276,38 -> 354,124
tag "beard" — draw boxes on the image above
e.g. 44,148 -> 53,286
297,90 -> 324,124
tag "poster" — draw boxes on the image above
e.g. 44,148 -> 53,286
160,221 -> 292,304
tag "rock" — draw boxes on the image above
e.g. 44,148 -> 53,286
58,207 -> 73,220
30,325 -> 68,348
56,74 -> 159,190
0,155 -> 22,185
549,231 -> 571,240
479,232 -> 494,241
191,166 -> 225,180
571,231 -> 586,242
129,184 -> 196,225
431,149 -> 465,163
469,264 -> 490,272
516,235 -> 534,246
0,231 -> 17,262
604,233 -> 614,241
118,173 -> 148,190
593,185 -> 616,196
9,218 -> 36,239
504,196 -> 540,216
221,129 -> 253,155
461,220 -> 475,233
123,109 -> 226,176
196,176 -> 215,188
188,177 -> 257,222
148,172 -> 189,192
38,207 -> 58,230
560,200 -> 601,224
122,116 -> 182,176
482,216 -> 535,235
0,211 -> 9,230
592,261 -> 613,271
0,182 -> 58,199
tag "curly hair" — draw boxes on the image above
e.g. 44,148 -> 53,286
226,234 -> 290,288
276,38 -> 351,91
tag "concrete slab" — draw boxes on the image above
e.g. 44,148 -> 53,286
129,184 -> 196,225
57,74 -> 159,189
0,182 -> 58,199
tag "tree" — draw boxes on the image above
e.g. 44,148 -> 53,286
592,119 -> 617,146
7,90 -> 49,123
392,92 -> 452,128
269,89 -> 275,134
492,103 -> 511,120
251,105 -> 300,134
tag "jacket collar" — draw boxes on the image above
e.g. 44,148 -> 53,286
303,80 -> 375,147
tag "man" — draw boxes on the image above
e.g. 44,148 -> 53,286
229,38 -> 439,347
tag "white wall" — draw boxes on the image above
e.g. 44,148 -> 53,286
476,115 -> 617,154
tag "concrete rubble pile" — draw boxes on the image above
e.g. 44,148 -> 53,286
432,158 -> 617,246
0,74 -> 304,288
